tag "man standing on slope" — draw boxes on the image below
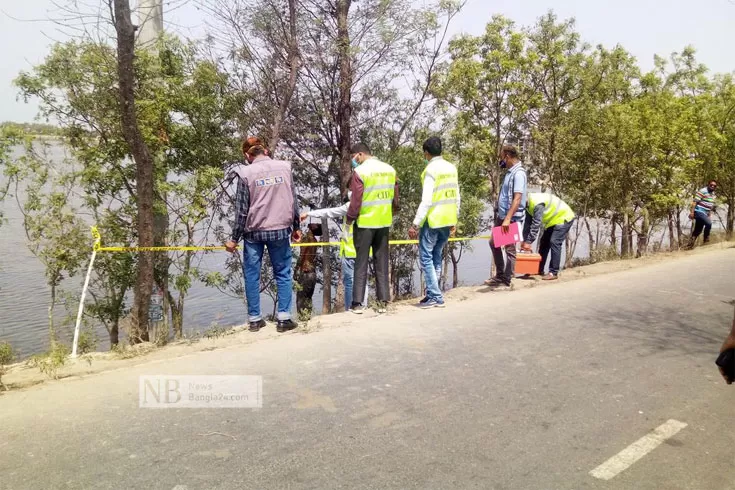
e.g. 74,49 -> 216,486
346,143 -> 399,314
688,180 -> 718,248
521,192 -> 576,280
225,137 -> 301,333
408,136 -> 460,309
485,145 -> 527,290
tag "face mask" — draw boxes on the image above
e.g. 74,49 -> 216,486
351,158 -> 359,169
499,159 -> 507,169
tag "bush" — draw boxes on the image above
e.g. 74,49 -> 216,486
28,343 -> 69,379
0,341 -> 16,390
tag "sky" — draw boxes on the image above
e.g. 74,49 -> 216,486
1,0 -> 734,123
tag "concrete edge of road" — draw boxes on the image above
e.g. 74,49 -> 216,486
2,242 -> 734,393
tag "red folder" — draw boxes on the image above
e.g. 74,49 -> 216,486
491,222 -> 521,247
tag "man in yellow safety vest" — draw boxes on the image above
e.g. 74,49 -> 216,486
521,192 -> 576,280
408,136 -> 460,308
345,143 -> 399,314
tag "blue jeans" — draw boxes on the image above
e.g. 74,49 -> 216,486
342,257 -> 367,310
243,237 -> 293,322
538,219 -> 574,275
419,224 -> 451,301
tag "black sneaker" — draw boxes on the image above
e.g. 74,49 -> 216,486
249,319 -> 266,332
276,319 -> 298,333
351,305 -> 365,315
418,296 -> 430,306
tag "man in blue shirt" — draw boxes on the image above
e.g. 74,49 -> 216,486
485,145 -> 527,289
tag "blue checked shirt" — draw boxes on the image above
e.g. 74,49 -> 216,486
231,173 -> 300,243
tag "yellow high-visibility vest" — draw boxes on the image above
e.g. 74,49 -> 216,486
527,193 -> 575,228
341,218 -> 356,258
355,158 -> 396,228
421,157 -> 459,228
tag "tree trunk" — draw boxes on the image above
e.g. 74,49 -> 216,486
335,258 -> 345,313
110,320 -> 119,347
451,247 -> 459,289
675,205 -> 684,247
336,0 -> 353,197
668,210 -> 677,251
114,0 -> 153,342
610,214 -> 618,252
727,195 -> 734,239
321,216 -> 331,314
441,249 -> 449,292
621,211 -> 632,258
636,208 -> 650,257
584,217 -> 595,253
48,283 -> 56,348
270,0 -> 301,153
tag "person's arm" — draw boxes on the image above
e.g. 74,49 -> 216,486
292,183 -> 301,231
346,172 -> 364,225
691,189 -> 704,216
231,177 -> 250,243
412,173 -> 435,227
392,180 -> 401,213
307,202 -> 350,219
502,169 -> 526,229
524,203 -> 545,244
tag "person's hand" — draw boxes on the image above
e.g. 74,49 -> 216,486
502,217 -> 511,233
719,335 -> 735,384
292,230 -> 303,243
225,240 -> 238,253
521,242 -> 532,252
408,226 -> 419,240
449,226 -> 456,237
689,212 -> 695,220
300,212 -> 309,222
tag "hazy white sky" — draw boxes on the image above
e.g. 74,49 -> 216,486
1,0 -> 734,122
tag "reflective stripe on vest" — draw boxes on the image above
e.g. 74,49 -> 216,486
528,193 -> 575,228
421,158 -> 459,228
355,158 -> 396,228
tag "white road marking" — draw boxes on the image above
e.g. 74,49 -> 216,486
590,419 -> 688,481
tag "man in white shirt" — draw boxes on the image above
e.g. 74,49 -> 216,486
408,137 -> 461,308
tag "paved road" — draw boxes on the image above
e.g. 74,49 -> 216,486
1,248 -> 734,490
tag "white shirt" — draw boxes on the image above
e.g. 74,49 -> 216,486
412,156 -> 461,227
307,202 -> 349,220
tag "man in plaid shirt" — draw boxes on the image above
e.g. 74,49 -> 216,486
225,137 -> 302,333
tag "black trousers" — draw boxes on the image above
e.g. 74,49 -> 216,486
538,220 -> 574,275
352,225 -> 390,306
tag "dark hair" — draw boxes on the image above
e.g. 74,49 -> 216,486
350,142 -> 371,155
709,179 -> 718,185
422,136 -> 442,157
501,145 -> 519,159
242,136 -> 267,157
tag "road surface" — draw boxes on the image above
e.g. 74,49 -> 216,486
1,248 -> 734,490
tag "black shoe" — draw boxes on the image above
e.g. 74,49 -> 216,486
418,296 -> 430,305
249,319 -> 266,332
276,319 -> 298,333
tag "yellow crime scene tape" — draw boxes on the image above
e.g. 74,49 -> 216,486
90,226 -> 492,252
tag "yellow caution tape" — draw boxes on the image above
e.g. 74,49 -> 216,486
90,227 -> 493,253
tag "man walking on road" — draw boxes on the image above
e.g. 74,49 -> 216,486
225,137 -> 301,333
521,192 -> 576,280
346,143 -> 399,314
485,145 -> 527,289
408,136 -> 460,309
688,180 -> 718,248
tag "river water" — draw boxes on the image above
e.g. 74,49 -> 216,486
1,143 -> 720,357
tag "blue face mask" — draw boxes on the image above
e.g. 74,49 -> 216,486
499,159 -> 507,169
351,158 -> 359,169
